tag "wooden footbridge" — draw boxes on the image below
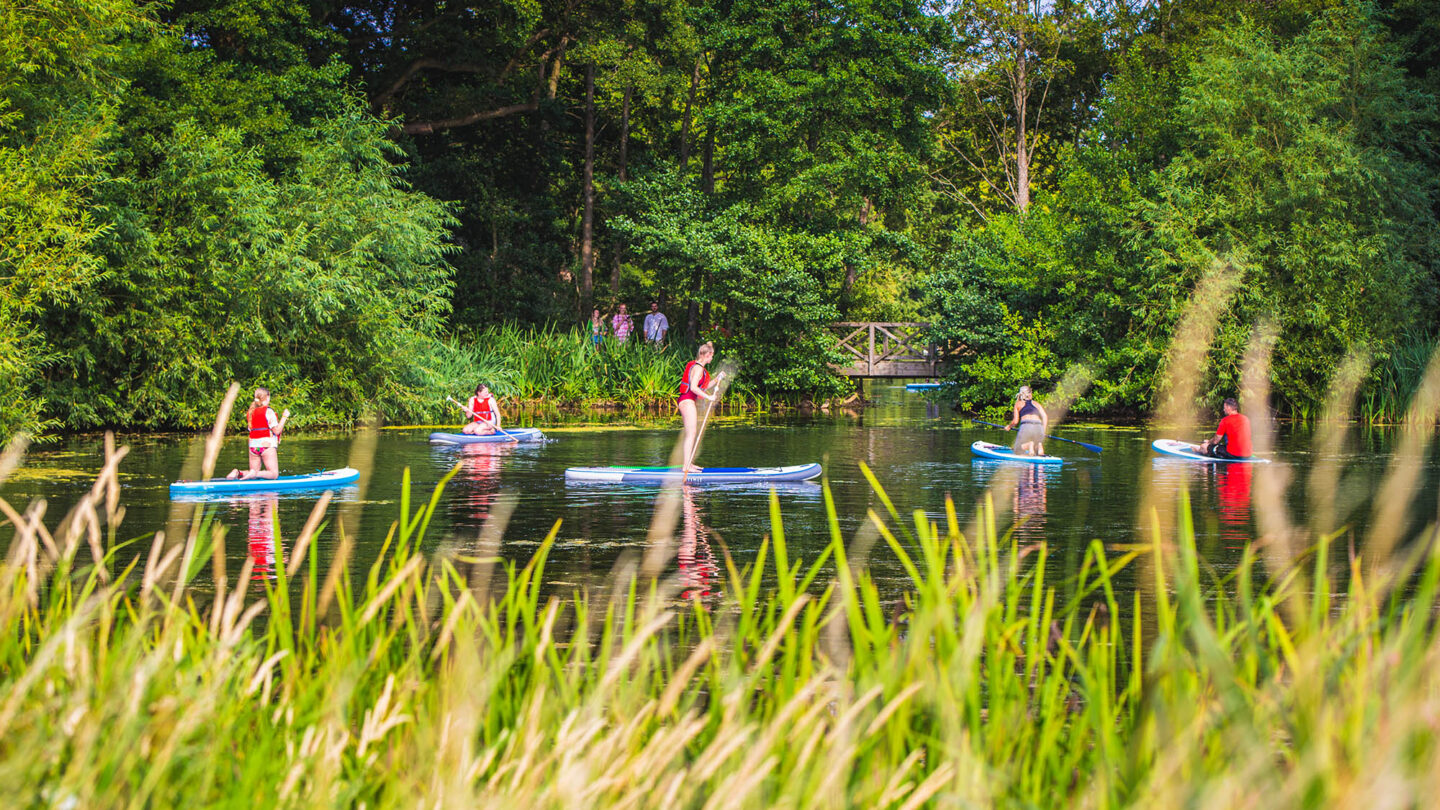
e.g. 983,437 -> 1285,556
830,322 -> 955,378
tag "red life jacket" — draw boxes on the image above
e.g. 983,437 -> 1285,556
678,361 -> 710,400
469,395 -> 495,422
248,406 -> 274,440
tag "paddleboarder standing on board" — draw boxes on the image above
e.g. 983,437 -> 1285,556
1004,385 -> 1048,456
226,387 -> 288,480
1192,398 -> 1252,459
462,383 -> 504,436
678,342 -> 720,473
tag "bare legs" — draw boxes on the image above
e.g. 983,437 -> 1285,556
462,421 -> 495,435
226,447 -> 279,480
678,398 -> 702,473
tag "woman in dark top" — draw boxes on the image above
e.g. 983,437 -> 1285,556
1005,385 -> 1048,455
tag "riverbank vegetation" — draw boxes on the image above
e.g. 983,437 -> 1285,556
4,0 -> 1440,435
418,324 -> 788,419
4,419 -> 1440,805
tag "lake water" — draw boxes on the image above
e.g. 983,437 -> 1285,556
3,382 -> 1435,602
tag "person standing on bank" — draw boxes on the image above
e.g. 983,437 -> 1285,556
1192,397 -> 1253,459
590,308 -> 606,348
612,303 -> 634,343
677,342 -> 720,473
227,387 -> 288,480
1004,385 -> 1048,456
643,301 -> 669,345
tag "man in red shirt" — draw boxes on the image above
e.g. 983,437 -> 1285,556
1194,397 -> 1253,459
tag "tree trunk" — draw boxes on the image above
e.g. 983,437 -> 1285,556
839,198 -> 872,317
679,59 -> 701,169
701,127 -> 715,193
580,63 -> 596,309
610,85 -> 631,297
1013,22 -> 1030,215
618,85 -> 631,183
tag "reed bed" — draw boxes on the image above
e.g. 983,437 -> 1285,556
418,325 -> 773,418
3,423 -> 1440,808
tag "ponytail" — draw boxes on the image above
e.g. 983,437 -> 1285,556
250,387 -> 270,412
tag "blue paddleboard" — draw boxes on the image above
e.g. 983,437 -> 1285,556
429,427 -> 545,444
970,441 -> 1063,465
1151,439 -> 1270,463
169,467 -> 361,496
905,383 -> 943,391
565,463 -> 822,485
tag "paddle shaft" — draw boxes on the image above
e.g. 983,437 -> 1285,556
448,395 -> 517,442
683,372 -> 725,481
971,418 -> 1103,454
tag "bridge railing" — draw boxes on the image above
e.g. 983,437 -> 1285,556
830,322 -> 953,378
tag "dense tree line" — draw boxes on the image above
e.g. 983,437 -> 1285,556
2,0 -> 1437,433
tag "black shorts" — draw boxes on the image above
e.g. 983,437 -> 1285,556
1204,439 -> 1242,460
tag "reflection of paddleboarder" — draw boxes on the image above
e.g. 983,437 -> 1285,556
678,488 -> 719,600
1012,464 -> 1049,541
456,442 -> 510,523
245,494 -> 282,581
1216,462 -> 1253,544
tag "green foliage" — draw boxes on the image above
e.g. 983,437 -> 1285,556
932,5 -> 1440,416
1145,8 -> 1439,407
0,0 -> 459,432
614,171 -> 852,397
0,0 -> 144,438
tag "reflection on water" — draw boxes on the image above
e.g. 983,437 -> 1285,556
451,442 -> 513,524
1012,464 -> 1051,543
245,494 -> 282,580
1215,463 -> 1254,546
678,488 -> 719,600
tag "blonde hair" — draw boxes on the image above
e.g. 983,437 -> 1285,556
250,387 -> 270,411
697,341 -> 715,359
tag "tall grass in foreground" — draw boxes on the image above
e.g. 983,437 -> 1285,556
4,440 -> 1440,807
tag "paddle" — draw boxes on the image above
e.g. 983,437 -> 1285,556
447,395 -> 518,443
971,418 -> 1104,454
683,372 -> 726,482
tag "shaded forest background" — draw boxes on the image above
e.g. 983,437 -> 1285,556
3,0 -> 1438,433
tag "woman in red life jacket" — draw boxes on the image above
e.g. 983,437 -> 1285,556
462,382 -> 503,435
677,342 -> 719,473
226,387 -> 288,480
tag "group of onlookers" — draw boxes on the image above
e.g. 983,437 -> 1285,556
590,301 -> 669,347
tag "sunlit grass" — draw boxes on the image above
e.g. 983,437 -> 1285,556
3,417 -> 1440,807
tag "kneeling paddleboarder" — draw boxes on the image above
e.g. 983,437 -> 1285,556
678,342 -> 720,473
226,387 -> 289,480
1191,397 -> 1252,459
461,383 -> 504,436
1004,386 -> 1048,456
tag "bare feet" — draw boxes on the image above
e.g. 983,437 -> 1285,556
226,469 -> 240,479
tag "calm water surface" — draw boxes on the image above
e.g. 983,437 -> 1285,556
4,382 -> 1436,601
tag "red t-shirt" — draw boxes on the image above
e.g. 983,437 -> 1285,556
1215,413 -> 1252,457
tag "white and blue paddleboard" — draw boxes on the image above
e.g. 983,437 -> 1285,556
905,383 -> 943,391
970,441 -> 1063,465
429,427 -> 545,444
565,463 -> 822,485
1151,439 -> 1270,463
169,467 -> 361,497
